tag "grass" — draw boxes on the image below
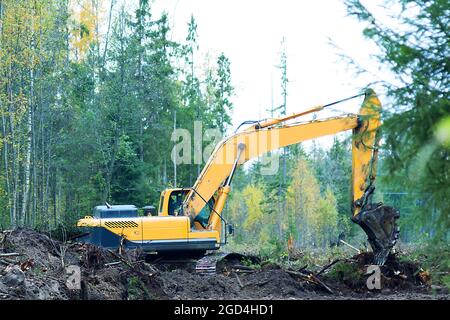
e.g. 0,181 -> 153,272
127,276 -> 152,300
227,239 -> 363,272
399,240 -> 450,289
229,238 -> 450,291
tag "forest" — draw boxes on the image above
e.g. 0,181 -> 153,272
0,0 -> 238,229
0,0 -> 448,290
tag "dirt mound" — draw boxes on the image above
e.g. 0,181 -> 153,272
0,228 -> 167,300
320,251 -> 433,294
356,252 -> 429,287
158,268 -> 314,300
0,229 -> 447,300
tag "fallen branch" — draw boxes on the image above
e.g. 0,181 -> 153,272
0,259 -> 10,265
232,269 -> 255,274
339,240 -> 361,254
107,250 -> 158,277
286,269 -> 334,294
234,273 -> 244,288
309,274 -> 334,294
107,250 -> 136,270
232,264 -> 255,271
0,252 -> 22,257
286,269 -> 309,277
104,261 -> 122,267
60,244 -> 68,269
315,259 -> 342,277
1,257 -> 18,264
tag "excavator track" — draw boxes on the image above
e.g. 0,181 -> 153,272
195,252 -> 257,275
195,252 -> 230,275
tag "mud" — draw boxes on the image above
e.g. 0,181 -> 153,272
0,229 -> 448,300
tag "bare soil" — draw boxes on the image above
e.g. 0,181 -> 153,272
0,229 -> 448,300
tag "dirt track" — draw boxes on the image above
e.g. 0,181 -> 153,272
0,229 -> 448,300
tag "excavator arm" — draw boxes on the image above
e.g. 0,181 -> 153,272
183,89 -> 399,264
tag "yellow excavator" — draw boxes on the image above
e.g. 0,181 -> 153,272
77,89 -> 399,265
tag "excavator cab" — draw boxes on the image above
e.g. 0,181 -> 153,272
158,188 -> 218,230
158,188 -> 189,216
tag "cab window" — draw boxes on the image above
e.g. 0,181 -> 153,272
167,190 -> 189,216
194,197 -> 216,228
158,195 -> 164,214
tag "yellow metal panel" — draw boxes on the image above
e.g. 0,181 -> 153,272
188,230 -> 220,243
159,190 -> 170,216
79,216 -> 190,242
352,89 -> 382,216
97,217 -> 143,241
140,216 -> 189,241
77,216 -> 100,227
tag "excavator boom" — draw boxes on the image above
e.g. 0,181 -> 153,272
77,89 -> 399,265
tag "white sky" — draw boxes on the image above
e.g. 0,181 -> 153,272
149,0 -> 393,148
106,0 -> 395,149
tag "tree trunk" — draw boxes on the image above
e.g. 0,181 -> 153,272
103,132 -> 119,202
21,9 -> 35,227
21,106 -> 32,226
8,63 -> 18,228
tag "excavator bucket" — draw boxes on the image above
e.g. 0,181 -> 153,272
352,204 -> 400,265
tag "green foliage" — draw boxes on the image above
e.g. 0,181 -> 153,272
242,185 -> 264,231
326,261 -> 363,284
229,184 -> 277,246
229,152 -> 348,253
286,157 -> 342,247
0,2 -> 234,230
404,240 -> 450,289
315,188 -> 339,247
127,276 -> 150,300
345,0 -> 450,239
259,238 -> 287,261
